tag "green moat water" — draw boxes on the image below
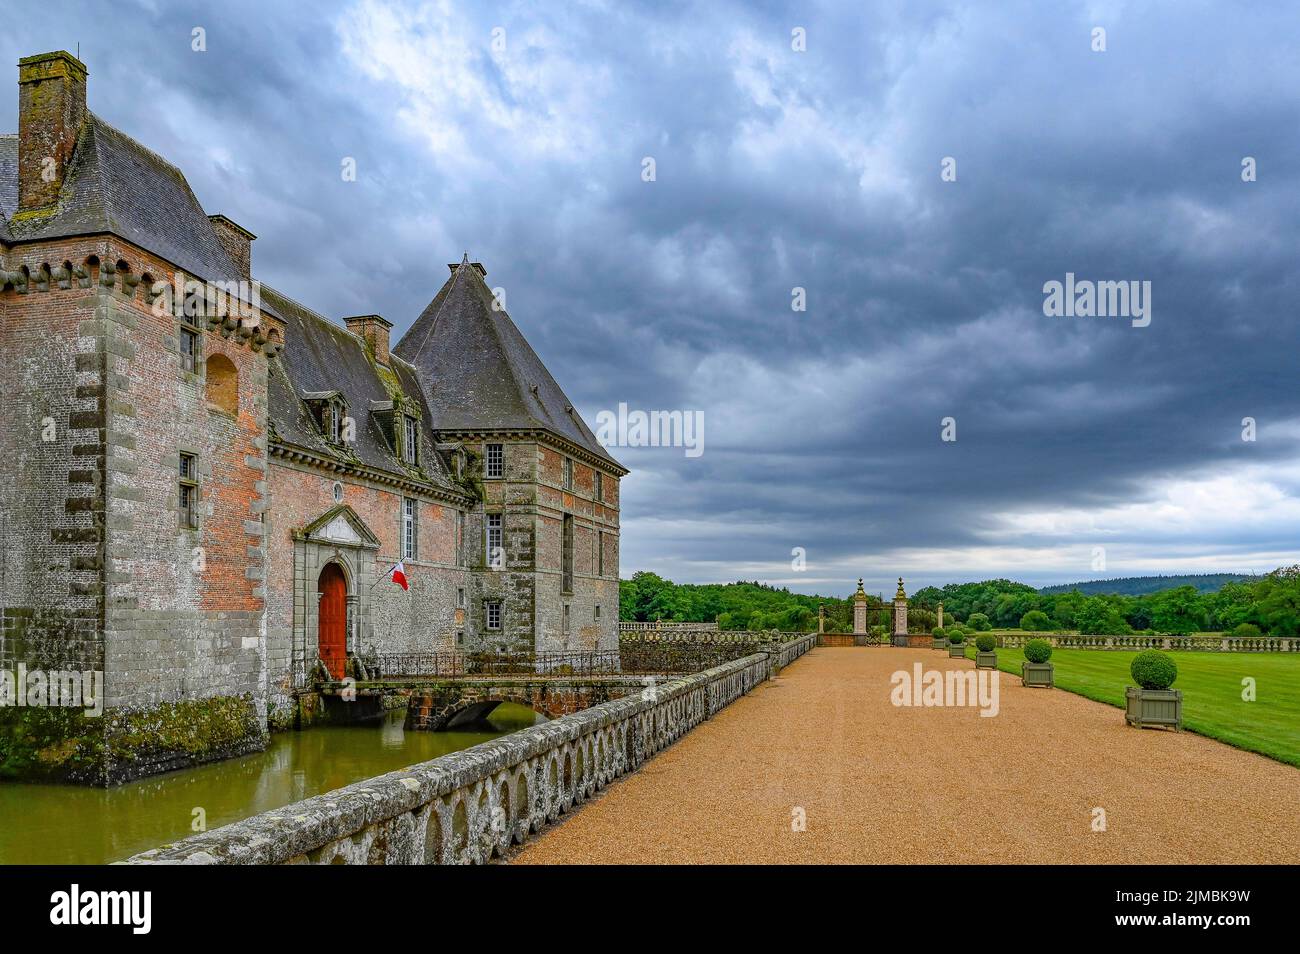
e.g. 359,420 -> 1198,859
0,704 -> 545,865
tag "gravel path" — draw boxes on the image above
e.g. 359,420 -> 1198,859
512,647 -> 1300,864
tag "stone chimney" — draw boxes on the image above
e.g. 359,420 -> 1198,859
208,215 -> 256,281
18,51 -> 89,213
344,315 -> 393,365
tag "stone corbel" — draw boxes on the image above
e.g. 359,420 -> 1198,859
98,260 -> 116,288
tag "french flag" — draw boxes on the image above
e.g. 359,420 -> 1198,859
390,561 -> 409,591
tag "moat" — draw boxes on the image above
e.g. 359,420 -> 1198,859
0,705 -> 545,865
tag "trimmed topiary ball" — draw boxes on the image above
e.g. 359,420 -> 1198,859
931,626 -> 946,639
1130,650 -> 1177,690
975,634 -> 996,653
1024,638 -> 1053,664
948,630 -> 966,644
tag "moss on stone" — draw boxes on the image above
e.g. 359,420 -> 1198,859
0,694 -> 264,785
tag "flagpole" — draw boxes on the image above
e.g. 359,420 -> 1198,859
369,560 -> 402,591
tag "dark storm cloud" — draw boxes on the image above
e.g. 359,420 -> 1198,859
5,0 -> 1299,594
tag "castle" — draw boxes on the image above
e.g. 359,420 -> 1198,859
0,52 -> 625,783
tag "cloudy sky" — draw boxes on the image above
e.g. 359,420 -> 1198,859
6,0 -> 1300,596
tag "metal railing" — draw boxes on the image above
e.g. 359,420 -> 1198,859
356,645 -> 754,679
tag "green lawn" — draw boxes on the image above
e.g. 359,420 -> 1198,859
964,645 -> 1300,768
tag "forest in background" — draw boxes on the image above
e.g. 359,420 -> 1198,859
619,568 -> 1300,637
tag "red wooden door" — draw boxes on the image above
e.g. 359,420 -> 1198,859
318,563 -> 347,679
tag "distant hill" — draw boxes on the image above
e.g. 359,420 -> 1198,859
1039,574 -> 1257,596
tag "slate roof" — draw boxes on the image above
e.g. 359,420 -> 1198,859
0,134 -> 15,242
2,108 -> 623,481
261,284 -> 463,497
0,114 -> 245,288
395,258 -> 626,473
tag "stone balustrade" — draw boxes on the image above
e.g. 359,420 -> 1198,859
123,643 -> 813,866
996,632 -> 1299,652
769,633 -> 818,669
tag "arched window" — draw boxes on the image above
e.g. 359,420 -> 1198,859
206,353 -> 239,414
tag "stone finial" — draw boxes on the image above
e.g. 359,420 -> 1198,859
854,577 -> 867,600
895,576 -> 907,601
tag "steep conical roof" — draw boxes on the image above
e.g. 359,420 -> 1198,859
394,257 -> 625,472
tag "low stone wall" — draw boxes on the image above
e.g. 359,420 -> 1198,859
770,633 -> 817,669
123,649 -> 798,865
998,632 -> 1300,652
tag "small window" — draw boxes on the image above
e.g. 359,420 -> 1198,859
595,604 -> 601,621
598,532 -> 605,577
485,514 -> 503,568
332,481 -> 344,503
179,453 -> 198,529
456,630 -> 465,646
402,497 -> 418,559
329,402 -> 342,443
486,599 -> 502,630
457,587 -> 465,608
485,443 -> 504,478
563,603 -> 570,634
561,513 -> 574,593
180,327 -> 199,373
563,457 -> 573,490
594,471 -> 603,502
403,414 -> 418,464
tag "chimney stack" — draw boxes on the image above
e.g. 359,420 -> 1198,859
344,315 -> 393,366
18,51 -> 89,213
208,214 -> 256,281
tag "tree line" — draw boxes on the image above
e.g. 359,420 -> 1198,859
619,567 -> 1300,636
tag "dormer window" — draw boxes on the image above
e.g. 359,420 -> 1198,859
303,392 -> 349,445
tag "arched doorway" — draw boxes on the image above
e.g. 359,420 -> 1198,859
317,563 -> 348,679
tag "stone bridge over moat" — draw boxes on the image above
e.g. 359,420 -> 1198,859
318,675 -> 656,730
308,642 -> 800,730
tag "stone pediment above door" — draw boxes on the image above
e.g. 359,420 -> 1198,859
294,504 -> 381,550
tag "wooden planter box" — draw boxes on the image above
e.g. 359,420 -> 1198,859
976,651 -> 997,669
948,644 -> 967,658
931,637 -> 947,650
1021,661 -> 1054,688
1125,687 -> 1182,730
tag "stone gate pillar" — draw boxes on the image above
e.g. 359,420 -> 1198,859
892,577 -> 909,647
937,601 -> 944,630
852,579 -> 868,646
